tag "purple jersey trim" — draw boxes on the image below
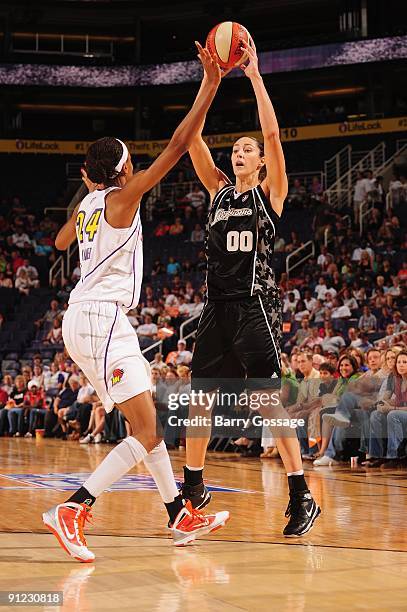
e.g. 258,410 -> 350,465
123,222 -> 142,310
104,303 -> 119,392
82,214 -> 141,283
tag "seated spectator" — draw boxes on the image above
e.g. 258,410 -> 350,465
393,311 -> 407,333
15,269 -> 33,295
166,340 -> 193,366
11,228 -> 31,249
190,224 -> 205,243
154,221 -> 170,237
53,375 -> 80,439
0,272 -> 12,288
294,300 -> 310,322
321,329 -> 346,355
152,352 -> 167,371
0,384 -> 9,436
44,319 -> 63,345
331,298 -> 351,320
79,395 -> 105,444
368,349 -> 407,467
184,183 -> 206,209
301,326 -> 323,351
151,259 -> 165,276
24,381 -> 46,437
32,365 -> 45,389
35,299 -> 61,329
188,294 -> 204,317
6,375 -> 27,436
44,362 -> 64,398
64,374 -> 95,437
287,317 -> 312,349
358,306 -> 377,333
169,217 -> 184,236
137,314 -> 158,345
283,292 -> 298,318
166,257 -> 181,276
16,258 -> 39,287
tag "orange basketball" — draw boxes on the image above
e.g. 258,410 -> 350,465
206,21 -> 251,71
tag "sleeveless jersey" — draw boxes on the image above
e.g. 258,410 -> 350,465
206,183 -> 280,300
68,187 -> 143,313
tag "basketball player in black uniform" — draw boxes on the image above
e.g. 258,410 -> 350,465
180,40 -> 321,536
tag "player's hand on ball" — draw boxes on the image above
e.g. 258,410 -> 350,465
81,167 -> 101,193
195,41 -> 222,86
240,38 -> 260,79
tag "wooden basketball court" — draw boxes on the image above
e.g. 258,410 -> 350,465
1,438 -> 407,611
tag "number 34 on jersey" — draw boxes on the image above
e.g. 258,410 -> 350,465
76,208 -> 102,261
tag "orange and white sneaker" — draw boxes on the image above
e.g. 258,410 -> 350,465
171,501 -> 229,546
42,502 -> 95,563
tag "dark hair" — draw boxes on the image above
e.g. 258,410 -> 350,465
320,362 -> 336,375
85,137 -> 126,186
395,350 -> 407,377
234,136 -> 267,181
338,354 -> 359,378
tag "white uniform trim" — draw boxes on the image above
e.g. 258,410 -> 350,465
255,186 -> 276,237
250,188 -> 258,296
258,294 -> 281,370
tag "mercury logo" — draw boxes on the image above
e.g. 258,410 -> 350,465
112,368 -> 124,386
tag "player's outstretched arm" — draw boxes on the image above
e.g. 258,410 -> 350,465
240,40 -> 288,216
110,43 -> 221,218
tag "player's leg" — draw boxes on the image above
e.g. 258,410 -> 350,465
182,301 -> 231,507
43,303 -> 228,561
235,295 -> 321,537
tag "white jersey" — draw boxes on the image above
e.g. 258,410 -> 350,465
69,187 -> 143,313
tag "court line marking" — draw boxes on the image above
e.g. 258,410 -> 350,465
2,530 -> 407,555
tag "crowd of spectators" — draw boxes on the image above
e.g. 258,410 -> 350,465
0,195 -> 58,296
0,148 -> 405,468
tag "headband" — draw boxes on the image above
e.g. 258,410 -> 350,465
114,138 -> 129,173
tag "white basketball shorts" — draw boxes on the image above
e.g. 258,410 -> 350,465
62,301 -> 151,413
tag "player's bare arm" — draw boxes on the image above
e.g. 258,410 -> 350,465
54,203 -> 80,250
241,39 -> 288,216
107,43 -> 222,227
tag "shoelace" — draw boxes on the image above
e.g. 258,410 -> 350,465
75,505 -> 93,546
189,507 -> 210,527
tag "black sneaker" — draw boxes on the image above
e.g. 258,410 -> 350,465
180,482 -> 212,510
283,491 -> 321,537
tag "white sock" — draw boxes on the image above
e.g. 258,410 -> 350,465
186,465 -> 204,471
83,436 -> 147,497
143,441 -> 180,503
287,470 -> 304,477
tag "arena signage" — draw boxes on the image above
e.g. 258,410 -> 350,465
0,116 -> 406,157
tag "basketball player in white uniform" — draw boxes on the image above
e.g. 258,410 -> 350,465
42,44 -> 229,562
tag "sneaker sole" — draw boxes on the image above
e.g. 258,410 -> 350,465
283,505 -> 321,538
42,512 -> 94,563
173,514 -> 230,547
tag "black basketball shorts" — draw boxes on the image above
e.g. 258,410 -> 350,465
191,294 -> 282,392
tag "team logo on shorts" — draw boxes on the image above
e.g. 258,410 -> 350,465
112,368 -> 124,386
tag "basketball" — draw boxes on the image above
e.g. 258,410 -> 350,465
206,21 -> 251,71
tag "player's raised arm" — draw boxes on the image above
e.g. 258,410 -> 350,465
240,40 -> 288,216
189,120 -> 230,202
111,43 -> 221,213
54,170 -> 99,250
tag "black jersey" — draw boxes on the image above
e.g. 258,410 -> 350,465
205,183 -> 280,301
